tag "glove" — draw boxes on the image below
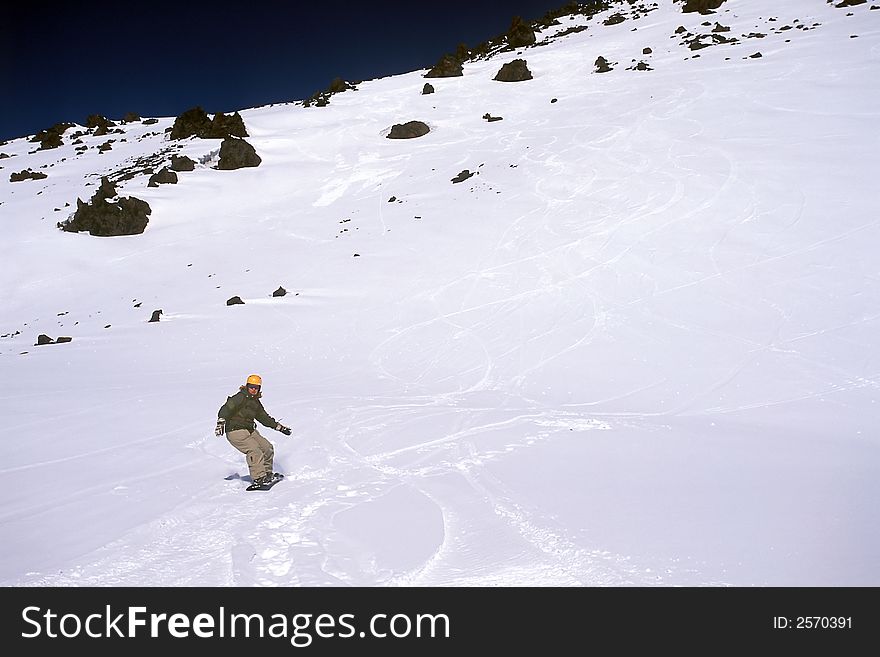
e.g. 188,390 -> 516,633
215,418 -> 226,436
276,422 -> 292,436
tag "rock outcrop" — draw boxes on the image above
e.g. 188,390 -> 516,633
493,59 -> 533,82
58,177 -> 151,236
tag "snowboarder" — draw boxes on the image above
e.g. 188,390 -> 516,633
216,374 -> 291,487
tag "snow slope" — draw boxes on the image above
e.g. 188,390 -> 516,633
1,0 -> 878,587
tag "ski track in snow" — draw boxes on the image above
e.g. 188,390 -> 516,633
8,404 -> 697,587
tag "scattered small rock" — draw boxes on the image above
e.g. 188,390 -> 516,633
272,286 -> 287,297
149,309 -> 163,322
35,334 -> 72,345
303,77 -> 358,107
226,296 -> 245,306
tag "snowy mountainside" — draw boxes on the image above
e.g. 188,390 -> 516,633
1,0 -> 878,587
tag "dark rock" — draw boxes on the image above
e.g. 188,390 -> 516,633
9,169 -> 48,182
170,107 -> 211,139
595,56 -> 613,73
149,309 -> 162,322
493,59 -> 532,82
422,83 -> 435,95
327,77 -> 354,94
147,167 -> 178,187
387,121 -> 430,139
63,196 -> 151,236
451,170 -> 475,184
603,12 -> 626,25
272,286 -> 287,297
94,177 -> 118,203
170,155 -> 196,171
122,112 -> 141,122
86,115 -> 116,131
217,137 -> 261,170
483,113 -> 503,122
678,0 -> 727,13
59,177 -> 151,236
56,337 -> 72,343
170,107 -> 248,140
30,123 -> 74,150
506,16 -> 537,48
227,296 -> 245,306
207,112 -> 248,139
308,95 -> 330,108
303,77 -> 358,107
424,54 -> 463,78
35,334 -> 54,345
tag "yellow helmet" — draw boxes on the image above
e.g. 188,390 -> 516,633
246,374 -> 262,387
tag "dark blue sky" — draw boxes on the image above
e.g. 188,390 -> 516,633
1,1 -> 573,142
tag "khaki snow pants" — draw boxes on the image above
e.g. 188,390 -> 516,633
226,428 -> 274,481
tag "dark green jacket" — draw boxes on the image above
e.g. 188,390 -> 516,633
218,387 -> 277,433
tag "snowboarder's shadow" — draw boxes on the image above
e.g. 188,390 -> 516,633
225,464 -> 286,483
224,472 -> 253,482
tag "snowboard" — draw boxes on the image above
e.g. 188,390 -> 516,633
246,473 -> 284,491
